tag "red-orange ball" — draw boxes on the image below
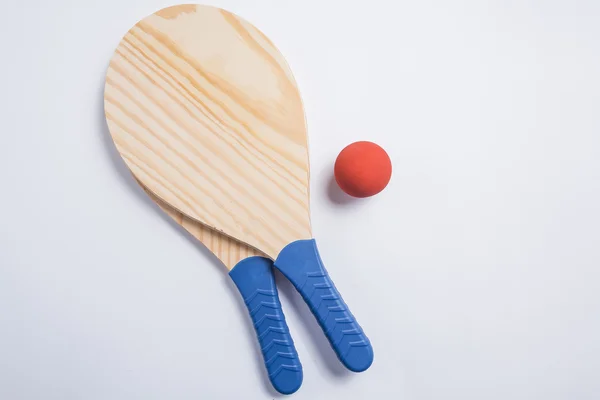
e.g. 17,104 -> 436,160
334,141 -> 392,198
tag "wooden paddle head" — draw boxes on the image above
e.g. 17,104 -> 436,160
104,4 -> 311,259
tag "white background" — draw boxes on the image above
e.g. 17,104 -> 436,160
1,1 -> 599,399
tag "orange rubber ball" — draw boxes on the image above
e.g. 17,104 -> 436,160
334,141 -> 392,198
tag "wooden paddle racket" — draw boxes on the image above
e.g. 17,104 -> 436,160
104,3 -> 373,375
136,177 -> 302,394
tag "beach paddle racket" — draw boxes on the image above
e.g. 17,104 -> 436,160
104,4 -> 373,373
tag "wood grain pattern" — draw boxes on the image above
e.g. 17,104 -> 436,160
137,177 -> 262,270
105,4 -> 312,259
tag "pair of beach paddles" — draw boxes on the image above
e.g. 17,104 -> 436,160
104,4 -> 374,394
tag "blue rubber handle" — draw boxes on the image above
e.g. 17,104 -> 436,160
229,256 -> 303,395
274,239 -> 374,372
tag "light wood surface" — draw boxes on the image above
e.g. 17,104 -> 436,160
105,4 -> 312,259
137,177 -> 262,270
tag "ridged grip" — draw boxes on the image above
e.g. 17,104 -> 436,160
274,239 -> 374,372
229,256 -> 303,395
